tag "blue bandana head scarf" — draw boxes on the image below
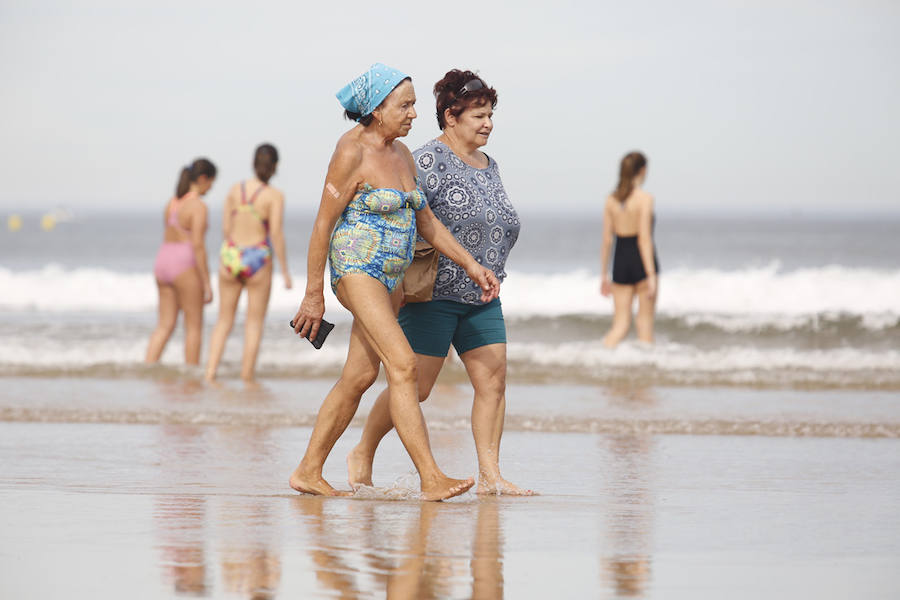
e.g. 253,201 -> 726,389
336,63 -> 408,121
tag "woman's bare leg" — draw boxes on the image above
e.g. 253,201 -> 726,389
603,283 -> 635,348
634,278 -> 657,344
347,354 -> 445,488
240,263 -> 273,382
334,275 -> 472,501
461,343 -> 533,495
176,269 -> 205,365
289,319 -> 381,497
205,270 -> 243,381
145,281 -> 178,363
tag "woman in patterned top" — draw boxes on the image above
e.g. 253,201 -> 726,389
288,64 -> 499,501
348,69 -> 533,495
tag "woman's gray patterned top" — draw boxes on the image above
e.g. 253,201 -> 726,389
413,138 -> 520,305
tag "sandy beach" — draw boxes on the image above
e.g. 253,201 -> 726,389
1,377 -> 898,599
3,0 -> 900,596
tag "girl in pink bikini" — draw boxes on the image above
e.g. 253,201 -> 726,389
146,158 -> 217,366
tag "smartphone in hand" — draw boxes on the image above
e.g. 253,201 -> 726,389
290,319 -> 334,350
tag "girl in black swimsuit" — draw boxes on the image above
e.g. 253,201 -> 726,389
600,151 -> 659,347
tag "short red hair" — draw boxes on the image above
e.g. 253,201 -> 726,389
433,69 -> 498,130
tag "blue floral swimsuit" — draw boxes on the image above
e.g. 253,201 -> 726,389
329,182 -> 427,293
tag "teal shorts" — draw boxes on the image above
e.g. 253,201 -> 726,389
398,298 -> 506,357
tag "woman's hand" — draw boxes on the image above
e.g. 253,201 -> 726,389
646,274 -> 658,301
292,290 -> 326,341
600,276 -> 612,297
283,271 -> 293,290
466,263 -> 500,303
203,282 -> 214,304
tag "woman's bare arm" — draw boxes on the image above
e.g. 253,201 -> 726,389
189,200 -> 213,303
600,197 -> 615,296
268,189 -> 291,289
414,206 -> 475,272
637,195 -> 657,298
292,140 -> 362,340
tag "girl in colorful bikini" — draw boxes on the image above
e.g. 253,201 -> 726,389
288,63 -> 500,501
205,144 -> 292,383
146,158 -> 217,366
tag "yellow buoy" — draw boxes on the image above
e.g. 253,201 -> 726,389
7,214 -> 23,232
41,214 -> 56,231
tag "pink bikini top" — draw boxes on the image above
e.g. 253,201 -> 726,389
166,192 -> 195,236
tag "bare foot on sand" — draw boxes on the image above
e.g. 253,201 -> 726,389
346,446 -> 374,490
289,467 -> 353,497
421,476 -> 475,502
477,475 -> 536,496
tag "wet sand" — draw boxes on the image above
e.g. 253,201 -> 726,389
1,378 -> 899,598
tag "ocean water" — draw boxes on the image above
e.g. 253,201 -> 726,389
1,211 -> 898,389
3,212 -> 900,599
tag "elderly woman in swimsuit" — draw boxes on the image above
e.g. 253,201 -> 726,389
600,151 -> 659,347
289,63 -> 500,501
146,158 -> 217,365
348,69 -> 533,496
205,143 -> 291,383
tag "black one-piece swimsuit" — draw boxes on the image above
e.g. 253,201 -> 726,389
611,217 -> 659,285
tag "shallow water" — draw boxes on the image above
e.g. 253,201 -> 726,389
2,377 -> 900,437
1,379 -> 899,598
3,214 -> 900,390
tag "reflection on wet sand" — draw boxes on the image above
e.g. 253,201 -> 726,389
216,424 -> 283,600
153,384 -> 284,598
154,376 -> 207,398
470,499 -> 504,600
154,420 -> 210,596
156,492 -> 283,599
383,502 -> 440,599
153,379 -> 212,594
293,497 -> 366,598
219,500 -> 282,600
601,385 -> 658,597
156,494 -> 209,596
291,496 -> 506,599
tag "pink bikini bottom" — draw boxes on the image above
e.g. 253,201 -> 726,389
153,242 -> 195,284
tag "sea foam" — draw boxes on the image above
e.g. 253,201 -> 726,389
1,263 -> 898,321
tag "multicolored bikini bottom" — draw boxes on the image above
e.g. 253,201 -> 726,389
220,239 -> 272,281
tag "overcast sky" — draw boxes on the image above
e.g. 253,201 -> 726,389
1,0 -> 898,217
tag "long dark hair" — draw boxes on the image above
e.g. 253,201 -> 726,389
253,144 -> 279,184
613,152 -> 647,203
175,158 -> 217,198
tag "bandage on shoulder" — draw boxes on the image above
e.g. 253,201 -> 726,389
325,182 -> 340,198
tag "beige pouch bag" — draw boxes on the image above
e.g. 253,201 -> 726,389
402,241 -> 440,303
